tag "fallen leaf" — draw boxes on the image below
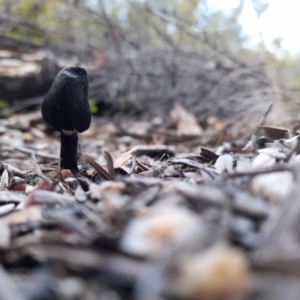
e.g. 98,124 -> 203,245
215,154 -> 233,174
80,146 -> 113,181
258,125 -> 288,139
104,151 -> 115,179
170,103 -> 203,136
200,147 -> 219,160
114,146 -> 139,168
7,177 -> 26,191
61,169 -> 74,179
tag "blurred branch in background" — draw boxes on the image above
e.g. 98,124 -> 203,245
0,0 -> 298,135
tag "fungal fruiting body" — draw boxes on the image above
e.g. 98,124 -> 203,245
42,66 -> 91,171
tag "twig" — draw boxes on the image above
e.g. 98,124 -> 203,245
0,142 -> 59,160
255,103 -> 273,135
224,164 -> 291,179
31,153 -> 52,182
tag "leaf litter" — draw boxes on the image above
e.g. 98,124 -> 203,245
0,108 -> 300,299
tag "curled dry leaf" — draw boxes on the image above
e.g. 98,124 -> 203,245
114,145 -> 139,168
200,147 -> 219,160
104,151 -> 115,178
80,146 -> 113,181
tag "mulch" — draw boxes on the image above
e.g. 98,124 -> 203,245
0,109 -> 299,300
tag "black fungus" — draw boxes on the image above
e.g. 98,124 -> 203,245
42,66 -> 91,171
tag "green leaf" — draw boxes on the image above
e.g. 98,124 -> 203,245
89,99 -> 98,114
0,100 -> 8,109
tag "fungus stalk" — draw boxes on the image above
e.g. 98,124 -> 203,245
60,130 -> 78,170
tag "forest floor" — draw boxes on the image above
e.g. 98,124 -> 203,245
0,104 -> 299,300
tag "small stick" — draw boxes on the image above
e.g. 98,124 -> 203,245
255,103 -> 273,135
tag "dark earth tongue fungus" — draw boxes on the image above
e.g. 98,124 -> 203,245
42,66 -> 91,171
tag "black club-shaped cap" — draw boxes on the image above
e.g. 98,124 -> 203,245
42,66 -> 91,133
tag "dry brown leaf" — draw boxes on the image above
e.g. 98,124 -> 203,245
80,146 -> 113,181
257,125 -> 288,139
114,146 -> 139,168
200,147 -> 219,160
104,151 -> 115,178
55,161 -> 65,183
170,102 -> 203,136
61,169 -> 74,179
7,177 -> 26,192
